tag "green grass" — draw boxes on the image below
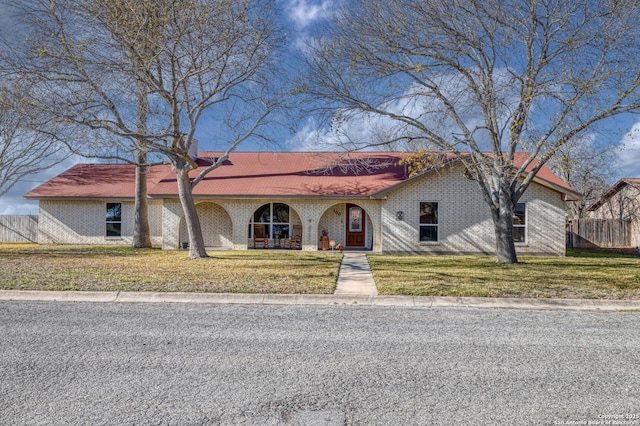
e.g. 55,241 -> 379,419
3,244 -> 640,299
0,244 -> 342,294
367,249 -> 640,299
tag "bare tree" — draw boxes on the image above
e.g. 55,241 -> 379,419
2,0 -> 158,247
5,0 -> 284,257
300,0 -> 640,263
548,137 -> 617,218
0,84 -> 69,198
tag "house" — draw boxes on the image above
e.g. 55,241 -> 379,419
587,178 -> 640,247
24,151 -> 581,255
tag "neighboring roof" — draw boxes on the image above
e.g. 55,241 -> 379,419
587,178 -> 640,211
24,151 -> 580,201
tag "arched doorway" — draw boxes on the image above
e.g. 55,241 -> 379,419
318,203 -> 372,250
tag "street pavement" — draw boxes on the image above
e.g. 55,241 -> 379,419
1,301 -> 639,425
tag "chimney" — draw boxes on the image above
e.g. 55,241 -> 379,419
187,137 -> 199,161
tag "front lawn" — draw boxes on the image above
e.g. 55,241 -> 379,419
0,244 -> 342,294
368,249 -> 640,299
3,244 -> 640,299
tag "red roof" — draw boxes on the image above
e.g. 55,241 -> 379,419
22,164 -> 164,199
150,152 -> 409,197
511,152 -> 582,200
24,151 -> 579,200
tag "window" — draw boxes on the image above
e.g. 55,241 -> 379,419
349,206 -> 362,232
106,203 -> 122,237
513,202 -> 526,243
419,202 -> 438,242
250,203 -> 290,239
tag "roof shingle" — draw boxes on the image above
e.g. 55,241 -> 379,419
24,151 -> 579,200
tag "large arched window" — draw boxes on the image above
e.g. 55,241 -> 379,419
249,203 -> 290,239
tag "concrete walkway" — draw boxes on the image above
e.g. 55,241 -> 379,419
334,252 -> 378,296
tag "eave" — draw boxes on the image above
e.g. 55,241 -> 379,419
24,195 -> 136,201
149,194 -> 379,200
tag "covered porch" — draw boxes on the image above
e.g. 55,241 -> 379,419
164,199 -> 381,252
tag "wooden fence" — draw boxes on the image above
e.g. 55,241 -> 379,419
0,215 -> 38,243
566,218 -> 632,249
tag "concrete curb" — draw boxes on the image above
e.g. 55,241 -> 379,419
1,290 -> 639,312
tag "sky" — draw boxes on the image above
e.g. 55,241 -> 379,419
1,0 -> 640,215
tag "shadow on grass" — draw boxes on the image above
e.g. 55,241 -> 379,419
0,245 -> 157,257
567,248 -> 640,258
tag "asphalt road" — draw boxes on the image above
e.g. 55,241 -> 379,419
1,301 -> 639,425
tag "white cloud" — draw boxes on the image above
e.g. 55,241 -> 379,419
285,0 -> 333,29
0,182 -> 41,215
286,117 -> 339,151
287,66 -> 572,156
286,72 -> 510,153
0,196 -> 39,215
292,32 -> 318,56
616,120 -> 640,178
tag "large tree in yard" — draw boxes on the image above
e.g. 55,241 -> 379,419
301,0 -> 640,263
5,0 -> 283,257
3,0 -> 161,247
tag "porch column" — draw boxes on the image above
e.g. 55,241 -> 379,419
372,207 -> 383,252
301,217 -> 318,251
161,200 -> 183,250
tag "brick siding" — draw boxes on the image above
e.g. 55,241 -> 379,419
38,200 -> 163,246
381,163 -> 566,255
38,167 -> 566,255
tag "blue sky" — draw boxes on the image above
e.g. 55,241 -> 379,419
1,0 -> 640,214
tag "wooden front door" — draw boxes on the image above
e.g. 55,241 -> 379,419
346,203 -> 365,247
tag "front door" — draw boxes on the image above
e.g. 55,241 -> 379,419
346,203 -> 365,248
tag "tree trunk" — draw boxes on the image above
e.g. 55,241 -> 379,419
176,167 -> 208,259
132,80 -> 152,249
491,195 -> 518,264
132,150 -> 152,248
